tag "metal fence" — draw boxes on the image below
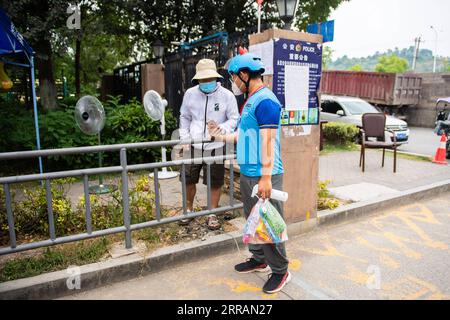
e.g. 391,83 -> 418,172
113,58 -> 158,103
163,25 -> 270,122
0,139 -> 242,256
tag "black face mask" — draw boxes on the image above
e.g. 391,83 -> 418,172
237,72 -> 250,100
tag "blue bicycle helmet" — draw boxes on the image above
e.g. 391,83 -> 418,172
226,53 -> 265,75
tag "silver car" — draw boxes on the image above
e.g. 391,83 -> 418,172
320,95 -> 410,143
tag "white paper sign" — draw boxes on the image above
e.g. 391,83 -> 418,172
284,65 -> 309,111
297,125 -> 311,136
249,40 -> 274,75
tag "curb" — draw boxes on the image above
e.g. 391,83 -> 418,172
317,179 -> 450,226
384,148 -> 434,161
1,179 -> 449,300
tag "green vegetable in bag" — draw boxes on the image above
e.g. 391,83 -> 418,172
259,201 -> 286,236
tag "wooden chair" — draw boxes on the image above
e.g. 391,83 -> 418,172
360,113 -> 398,173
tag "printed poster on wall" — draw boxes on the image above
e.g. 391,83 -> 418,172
272,38 -> 322,126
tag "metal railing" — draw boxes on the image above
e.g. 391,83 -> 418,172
0,139 -> 242,255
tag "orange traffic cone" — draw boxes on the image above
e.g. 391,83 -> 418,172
432,133 -> 448,165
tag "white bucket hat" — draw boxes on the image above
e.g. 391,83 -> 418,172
192,59 -> 223,81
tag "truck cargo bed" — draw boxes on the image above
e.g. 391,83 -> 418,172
320,71 -> 422,106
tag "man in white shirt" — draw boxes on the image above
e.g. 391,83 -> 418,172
179,59 -> 239,230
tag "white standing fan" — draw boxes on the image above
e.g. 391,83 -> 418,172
143,90 -> 178,179
75,95 -> 116,194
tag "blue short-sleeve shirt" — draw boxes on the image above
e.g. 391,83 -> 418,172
237,87 -> 284,177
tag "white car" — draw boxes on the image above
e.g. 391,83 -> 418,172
320,95 -> 409,144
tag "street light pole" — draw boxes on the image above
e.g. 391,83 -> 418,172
430,26 -> 438,73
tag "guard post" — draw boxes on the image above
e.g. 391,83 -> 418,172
249,29 -> 323,225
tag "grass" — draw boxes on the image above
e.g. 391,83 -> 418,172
0,237 -> 110,282
320,142 -> 360,155
321,142 -> 432,163
382,150 -> 431,162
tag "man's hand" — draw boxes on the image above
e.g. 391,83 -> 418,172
208,120 -> 223,141
172,144 -> 190,160
258,175 -> 272,199
207,120 -> 219,131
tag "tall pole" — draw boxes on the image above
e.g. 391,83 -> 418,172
30,56 -> 44,175
257,4 -> 261,33
412,36 -> 421,71
257,0 -> 263,33
431,26 -> 438,73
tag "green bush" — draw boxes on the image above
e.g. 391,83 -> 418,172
322,122 -> 359,145
102,97 -> 177,166
0,178 -> 84,240
0,176 -> 162,245
0,96 -> 36,153
0,96 -> 178,174
317,180 -> 340,210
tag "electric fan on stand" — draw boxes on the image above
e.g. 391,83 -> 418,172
75,95 -> 116,194
143,90 -> 178,179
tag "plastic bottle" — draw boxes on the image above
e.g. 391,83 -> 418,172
251,184 -> 288,202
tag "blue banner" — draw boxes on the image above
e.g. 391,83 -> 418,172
307,20 -> 334,43
273,38 -> 322,126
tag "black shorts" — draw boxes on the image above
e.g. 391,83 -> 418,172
180,147 -> 225,187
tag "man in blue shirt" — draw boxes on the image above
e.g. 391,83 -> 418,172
209,52 -> 290,294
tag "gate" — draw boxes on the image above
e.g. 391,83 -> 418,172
113,58 -> 157,103
164,25 -> 267,122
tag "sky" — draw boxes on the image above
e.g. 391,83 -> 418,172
325,0 -> 450,59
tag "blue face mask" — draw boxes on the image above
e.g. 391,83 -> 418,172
199,81 -> 217,94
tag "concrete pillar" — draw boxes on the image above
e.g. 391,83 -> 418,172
249,29 -> 323,224
141,64 -> 165,99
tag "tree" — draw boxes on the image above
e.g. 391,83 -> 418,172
445,59 -> 450,72
130,0 -> 348,53
1,0 -> 68,110
349,64 -> 363,71
129,0 -> 259,53
294,0 -> 348,31
71,1 -> 136,95
2,0 -> 348,104
375,55 -> 409,73
322,46 -> 333,70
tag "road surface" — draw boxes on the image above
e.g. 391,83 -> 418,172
62,192 -> 450,300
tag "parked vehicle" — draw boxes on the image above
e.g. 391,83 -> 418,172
321,71 -> 422,121
320,94 -> 410,144
433,97 -> 450,159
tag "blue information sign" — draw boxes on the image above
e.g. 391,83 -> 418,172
272,38 -> 322,126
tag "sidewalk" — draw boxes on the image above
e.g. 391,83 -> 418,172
319,149 -> 450,202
